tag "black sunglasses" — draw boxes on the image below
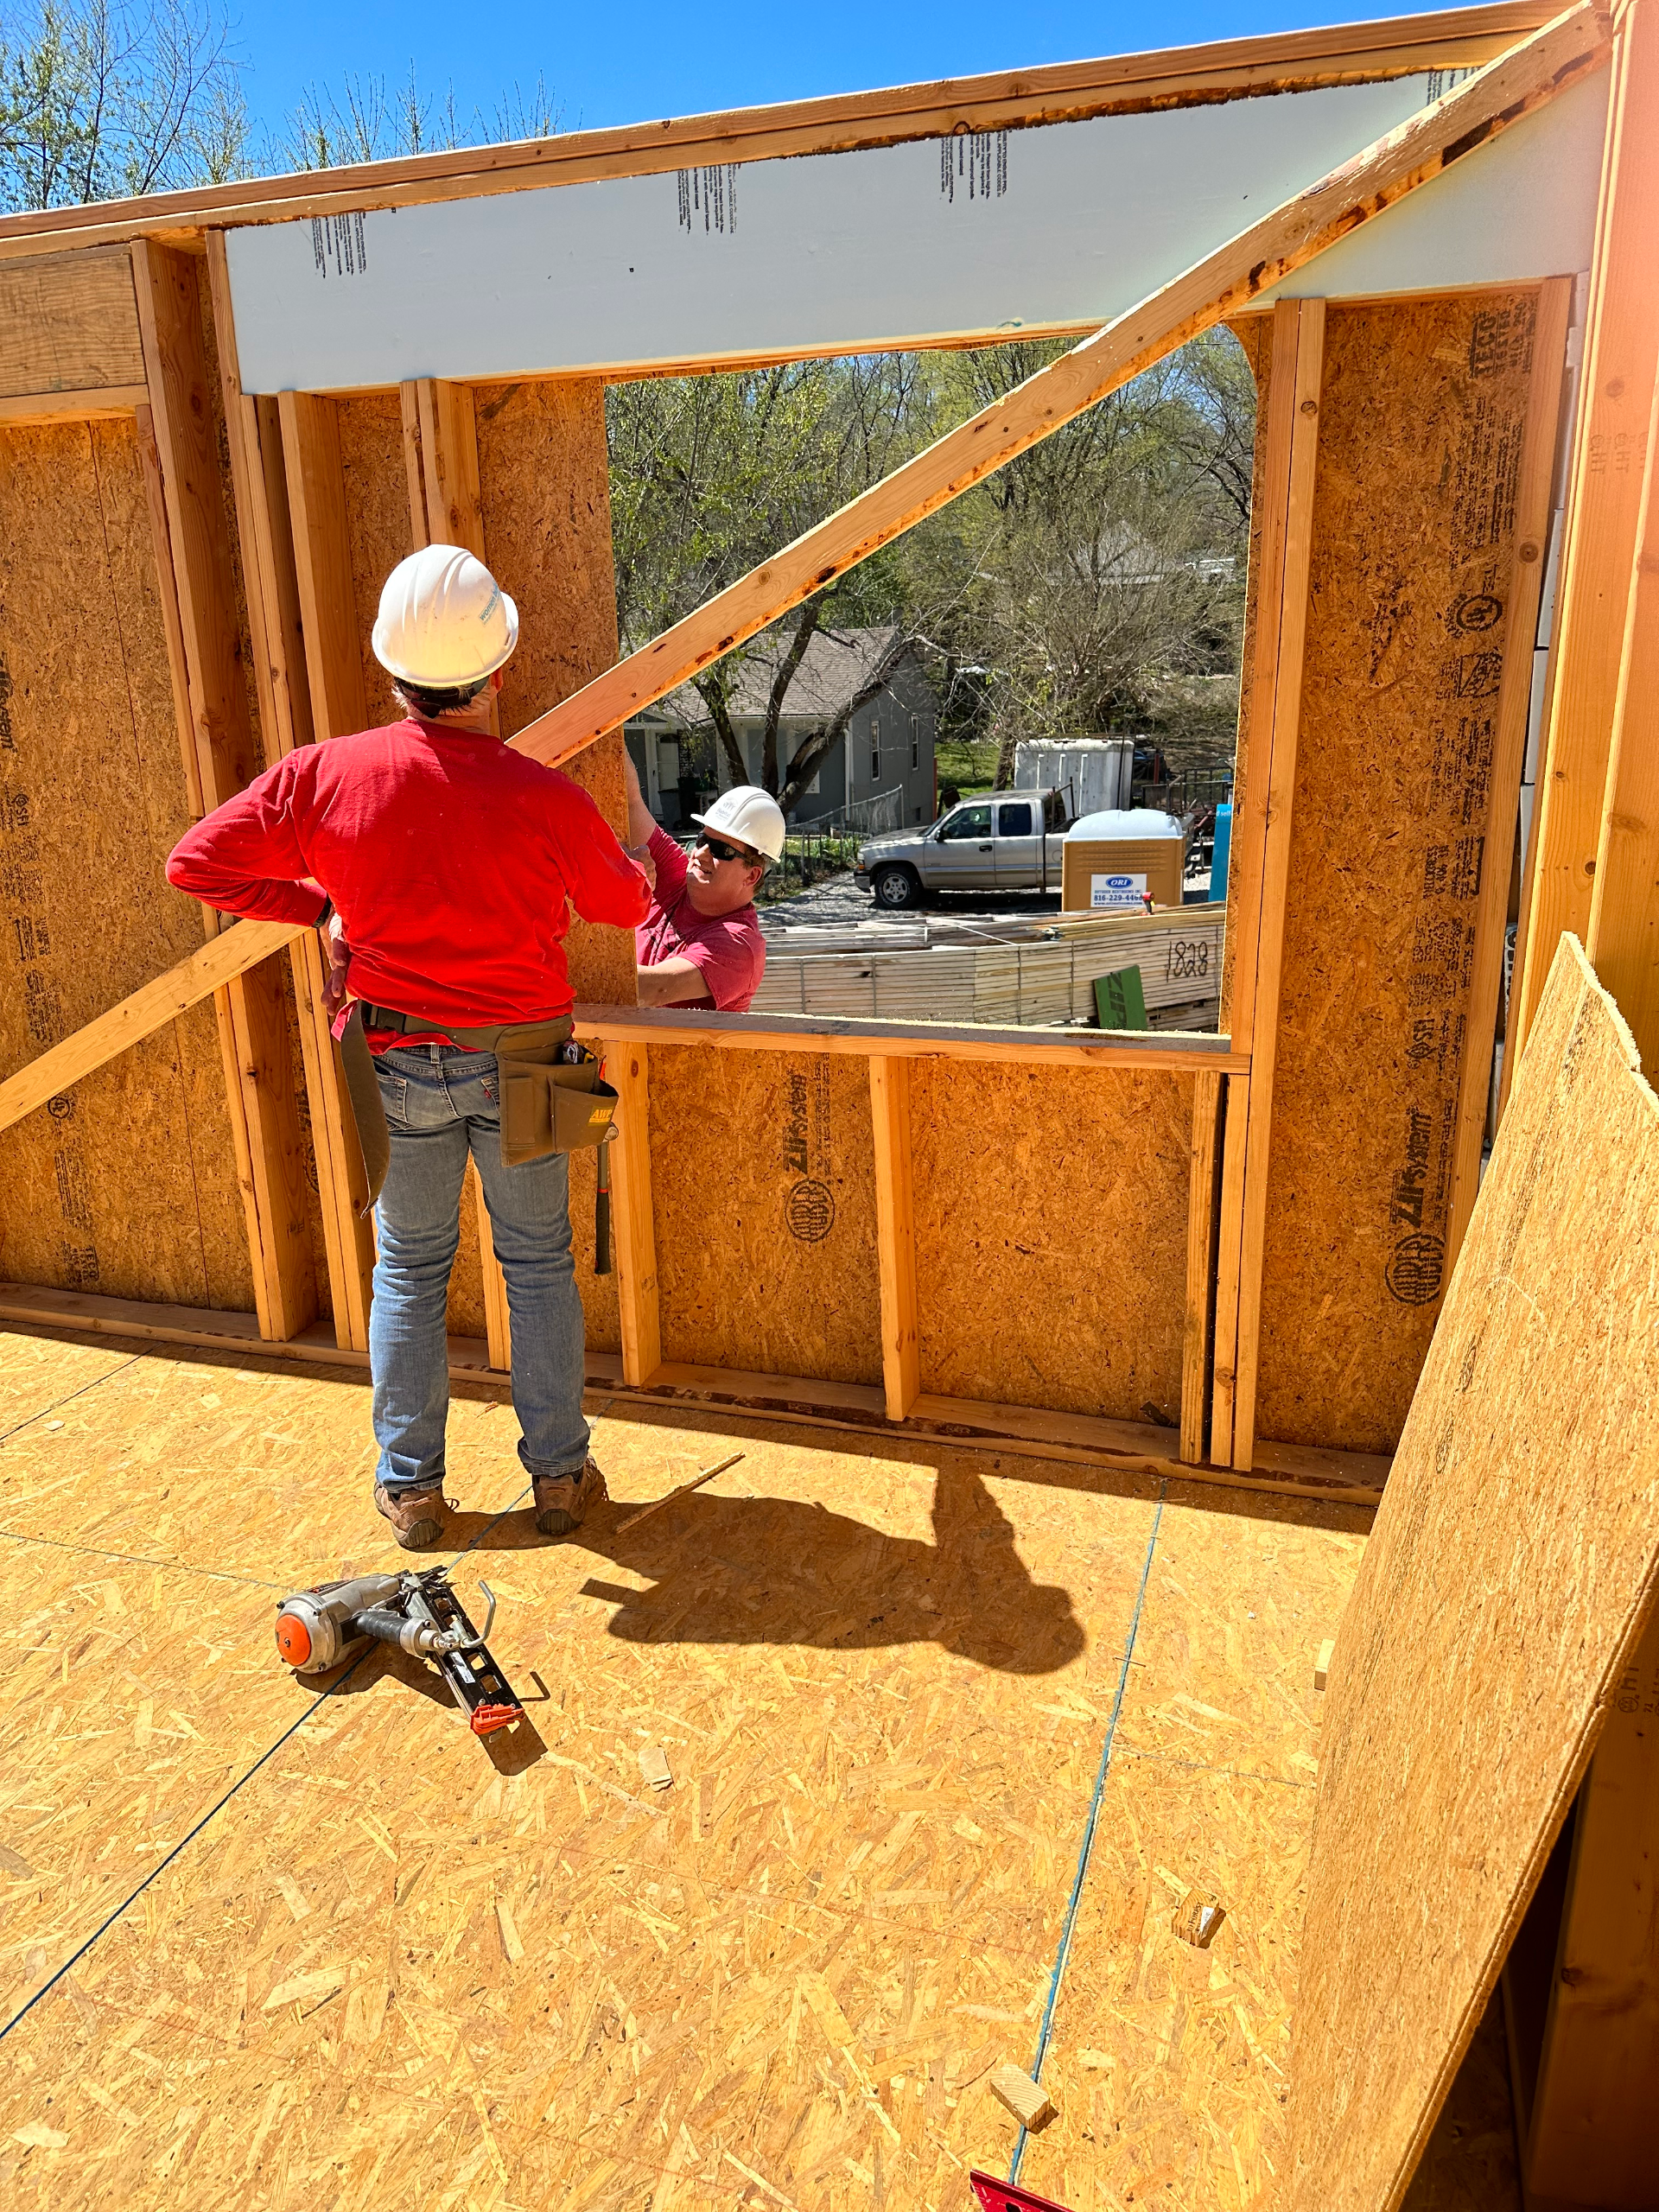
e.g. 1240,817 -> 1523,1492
696,830 -> 759,866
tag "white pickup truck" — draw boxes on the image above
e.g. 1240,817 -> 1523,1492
854,788 -> 1073,909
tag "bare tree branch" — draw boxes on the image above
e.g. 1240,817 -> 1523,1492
777,630 -> 913,817
760,594 -> 825,795
690,672 -> 749,790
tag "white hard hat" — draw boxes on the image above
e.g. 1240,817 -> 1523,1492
692,785 -> 787,864
372,544 -> 519,689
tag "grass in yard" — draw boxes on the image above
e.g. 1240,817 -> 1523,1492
933,733 -> 1001,798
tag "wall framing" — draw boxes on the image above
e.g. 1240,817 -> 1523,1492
0,0 -> 1645,1520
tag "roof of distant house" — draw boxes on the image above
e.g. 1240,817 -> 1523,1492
635,625 -> 918,728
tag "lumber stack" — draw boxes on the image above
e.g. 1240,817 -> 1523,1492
753,905 -> 1225,1027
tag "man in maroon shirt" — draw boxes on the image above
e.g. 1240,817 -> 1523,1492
624,752 -> 782,1012
168,545 -> 650,1551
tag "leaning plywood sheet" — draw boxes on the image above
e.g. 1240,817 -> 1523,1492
1288,936 -> 1659,2212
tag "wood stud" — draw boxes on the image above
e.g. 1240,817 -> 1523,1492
1586,154 -> 1659,1078
869,1055 -> 920,1423
1181,1069 -> 1224,1466
1215,300 -> 1325,1475
275,385 -> 378,1349
1510,0 -> 1659,1067
130,238 -> 317,1344
1524,1604 -> 1659,2202
605,1040 -> 661,1389
1443,274 -> 1575,1274
402,375 -> 512,1369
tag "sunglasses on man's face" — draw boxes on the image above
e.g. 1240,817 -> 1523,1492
696,831 -> 759,866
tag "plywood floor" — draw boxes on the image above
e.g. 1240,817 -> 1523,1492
0,1325 -> 1516,2211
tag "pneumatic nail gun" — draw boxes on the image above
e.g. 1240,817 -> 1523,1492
273,1568 -> 524,1737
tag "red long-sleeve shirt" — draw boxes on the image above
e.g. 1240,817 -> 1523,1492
166,721 -> 650,1038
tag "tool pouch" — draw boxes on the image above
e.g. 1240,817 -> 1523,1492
498,1046 -> 619,1166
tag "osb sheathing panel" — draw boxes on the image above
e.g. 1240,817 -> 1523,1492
0,421 -> 251,1310
1255,290 -> 1541,1454
1019,1484 -> 1364,2212
334,392 -> 410,734
650,1046 -> 881,1383
476,378 -> 634,1011
1289,941 -> 1659,2212
0,1332 -> 1405,2212
908,1061 -> 1189,1421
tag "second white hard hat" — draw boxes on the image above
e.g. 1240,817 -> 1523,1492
691,785 -> 788,864
372,544 -> 519,689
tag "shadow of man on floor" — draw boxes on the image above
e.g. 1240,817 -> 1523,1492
461,1459 -> 1084,1676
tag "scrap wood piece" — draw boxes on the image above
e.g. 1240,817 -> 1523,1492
988,2062 -> 1055,2130
1287,938 -> 1659,2212
637,1744 -> 673,1791
495,1897 -> 524,1962
1314,1639 -> 1336,1692
615,1452 -> 746,1533
1172,1888 -> 1228,1948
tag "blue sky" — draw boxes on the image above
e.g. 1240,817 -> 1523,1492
234,0 -> 1394,152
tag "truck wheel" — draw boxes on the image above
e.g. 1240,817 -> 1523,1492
872,866 -> 920,910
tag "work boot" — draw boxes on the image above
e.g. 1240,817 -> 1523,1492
374,1482 -> 448,1551
533,1459 -> 607,1537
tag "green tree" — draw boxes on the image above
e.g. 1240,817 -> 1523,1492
0,0 -> 248,209
607,332 -> 1255,814
902,332 -> 1254,785
607,355 -> 925,815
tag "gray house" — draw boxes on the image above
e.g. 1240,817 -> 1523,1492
626,625 -> 938,831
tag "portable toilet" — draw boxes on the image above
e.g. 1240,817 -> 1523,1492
1211,802 -> 1233,903
1061,808 -> 1186,912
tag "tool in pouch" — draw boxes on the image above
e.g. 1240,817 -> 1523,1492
274,1568 -> 524,1738
338,1001 -> 620,1263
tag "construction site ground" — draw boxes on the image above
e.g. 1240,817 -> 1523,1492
0,1327 -> 1515,2211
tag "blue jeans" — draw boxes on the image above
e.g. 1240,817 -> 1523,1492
369,1045 -> 589,1497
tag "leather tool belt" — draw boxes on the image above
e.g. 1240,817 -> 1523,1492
339,1000 -> 619,1216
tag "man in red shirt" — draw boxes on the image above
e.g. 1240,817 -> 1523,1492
167,545 -> 650,1551
624,752 -> 783,1012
